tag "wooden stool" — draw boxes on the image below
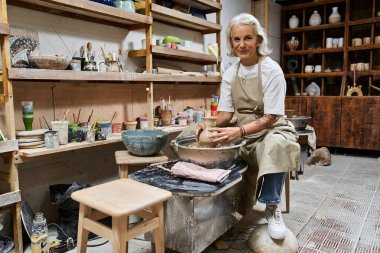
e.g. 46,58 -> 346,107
72,178 -> 172,253
115,151 -> 168,178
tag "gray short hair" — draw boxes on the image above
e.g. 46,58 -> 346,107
226,13 -> 272,57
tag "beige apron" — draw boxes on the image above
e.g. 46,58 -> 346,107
232,60 -> 300,214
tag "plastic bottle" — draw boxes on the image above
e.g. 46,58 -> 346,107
31,212 -> 49,253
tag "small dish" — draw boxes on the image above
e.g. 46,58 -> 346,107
308,92 -> 316,96
295,92 -> 301,96
302,92 -> 308,96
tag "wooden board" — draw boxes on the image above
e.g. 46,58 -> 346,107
151,3 -> 221,34
8,0 -> 152,29
0,140 -> 18,153
129,46 -> 221,65
171,0 -> 222,13
8,69 -> 221,83
130,160 -> 247,197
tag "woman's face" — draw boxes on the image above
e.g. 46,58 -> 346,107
231,24 -> 260,66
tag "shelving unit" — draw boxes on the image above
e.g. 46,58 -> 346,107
0,1 -> 223,246
281,0 -> 380,150
129,0 -> 222,72
0,0 -> 22,251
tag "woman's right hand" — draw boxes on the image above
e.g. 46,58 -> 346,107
195,122 -> 204,141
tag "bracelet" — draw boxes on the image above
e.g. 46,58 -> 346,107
239,125 -> 246,137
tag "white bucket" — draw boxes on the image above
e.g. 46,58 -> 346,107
51,121 -> 69,145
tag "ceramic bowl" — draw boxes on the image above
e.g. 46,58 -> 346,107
287,116 -> 312,131
28,55 -> 70,70
122,129 -> 168,156
171,135 -> 246,169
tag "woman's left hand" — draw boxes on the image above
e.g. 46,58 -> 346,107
208,127 -> 241,145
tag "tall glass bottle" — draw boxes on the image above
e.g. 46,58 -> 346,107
31,212 -> 49,253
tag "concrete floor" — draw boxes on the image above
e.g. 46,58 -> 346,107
23,153 -> 380,253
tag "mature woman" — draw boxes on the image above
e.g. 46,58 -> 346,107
198,13 -> 300,240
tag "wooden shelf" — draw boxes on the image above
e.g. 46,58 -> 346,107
0,22 -> 10,36
8,68 -> 221,83
18,134 -> 122,158
8,0 -> 152,29
172,0 -> 222,13
346,70 -> 380,76
128,45 -> 221,65
282,0 -> 346,10
17,125 -> 187,159
349,17 -> 380,25
0,140 -> 18,153
283,47 -> 343,56
283,22 -> 345,33
285,72 -> 344,78
0,190 -> 21,208
151,3 -> 221,34
347,44 -> 380,51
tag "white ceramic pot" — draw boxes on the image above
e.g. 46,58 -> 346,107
289,15 -> 299,29
309,10 -> 321,26
329,7 -> 341,24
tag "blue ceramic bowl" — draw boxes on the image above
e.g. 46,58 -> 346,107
121,130 -> 168,156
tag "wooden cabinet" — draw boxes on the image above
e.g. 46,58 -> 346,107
282,0 -> 380,150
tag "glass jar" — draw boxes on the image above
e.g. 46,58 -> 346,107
114,0 -> 135,13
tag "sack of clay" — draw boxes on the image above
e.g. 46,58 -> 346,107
306,147 -> 331,166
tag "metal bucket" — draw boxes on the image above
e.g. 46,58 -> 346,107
171,135 -> 246,169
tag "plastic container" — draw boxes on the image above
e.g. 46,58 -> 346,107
178,115 -> 188,126
124,121 -> 137,131
44,131 -> 59,149
139,117 -> 148,129
51,121 -> 69,145
112,123 -> 123,133
31,212 -> 49,253
99,121 -> 112,139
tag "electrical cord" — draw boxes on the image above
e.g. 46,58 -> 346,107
47,223 -> 109,252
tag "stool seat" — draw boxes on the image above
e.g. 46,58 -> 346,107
72,178 -> 172,217
72,178 -> 172,253
115,151 -> 168,178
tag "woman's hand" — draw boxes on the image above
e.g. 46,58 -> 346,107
208,127 -> 241,145
195,122 -> 205,141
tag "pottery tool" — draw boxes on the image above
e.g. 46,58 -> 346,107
100,47 -> 106,61
77,109 -> 81,124
51,85 -> 56,120
73,113 -> 76,123
86,109 -> 94,125
110,111 -> 117,123
39,117 -> 42,129
42,116 -> 51,130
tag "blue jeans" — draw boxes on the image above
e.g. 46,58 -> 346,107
258,172 -> 286,205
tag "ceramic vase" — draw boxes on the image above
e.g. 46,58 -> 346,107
198,117 -> 217,148
286,36 -> 299,51
289,15 -> 299,29
329,7 -> 341,23
309,10 -> 322,26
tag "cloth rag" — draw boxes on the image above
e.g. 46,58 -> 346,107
171,161 -> 231,183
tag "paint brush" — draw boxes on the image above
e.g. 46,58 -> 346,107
110,111 -> 117,123
86,109 -> 94,126
77,109 -> 81,124
73,113 -> 76,124
42,116 -> 51,130
39,117 -> 42,129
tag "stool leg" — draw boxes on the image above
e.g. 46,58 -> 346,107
119,164 -> 129,178
112,216 -> 127,253
152,203 -> 165,253
284,172 -> 290,213
77,204 -> 91,253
